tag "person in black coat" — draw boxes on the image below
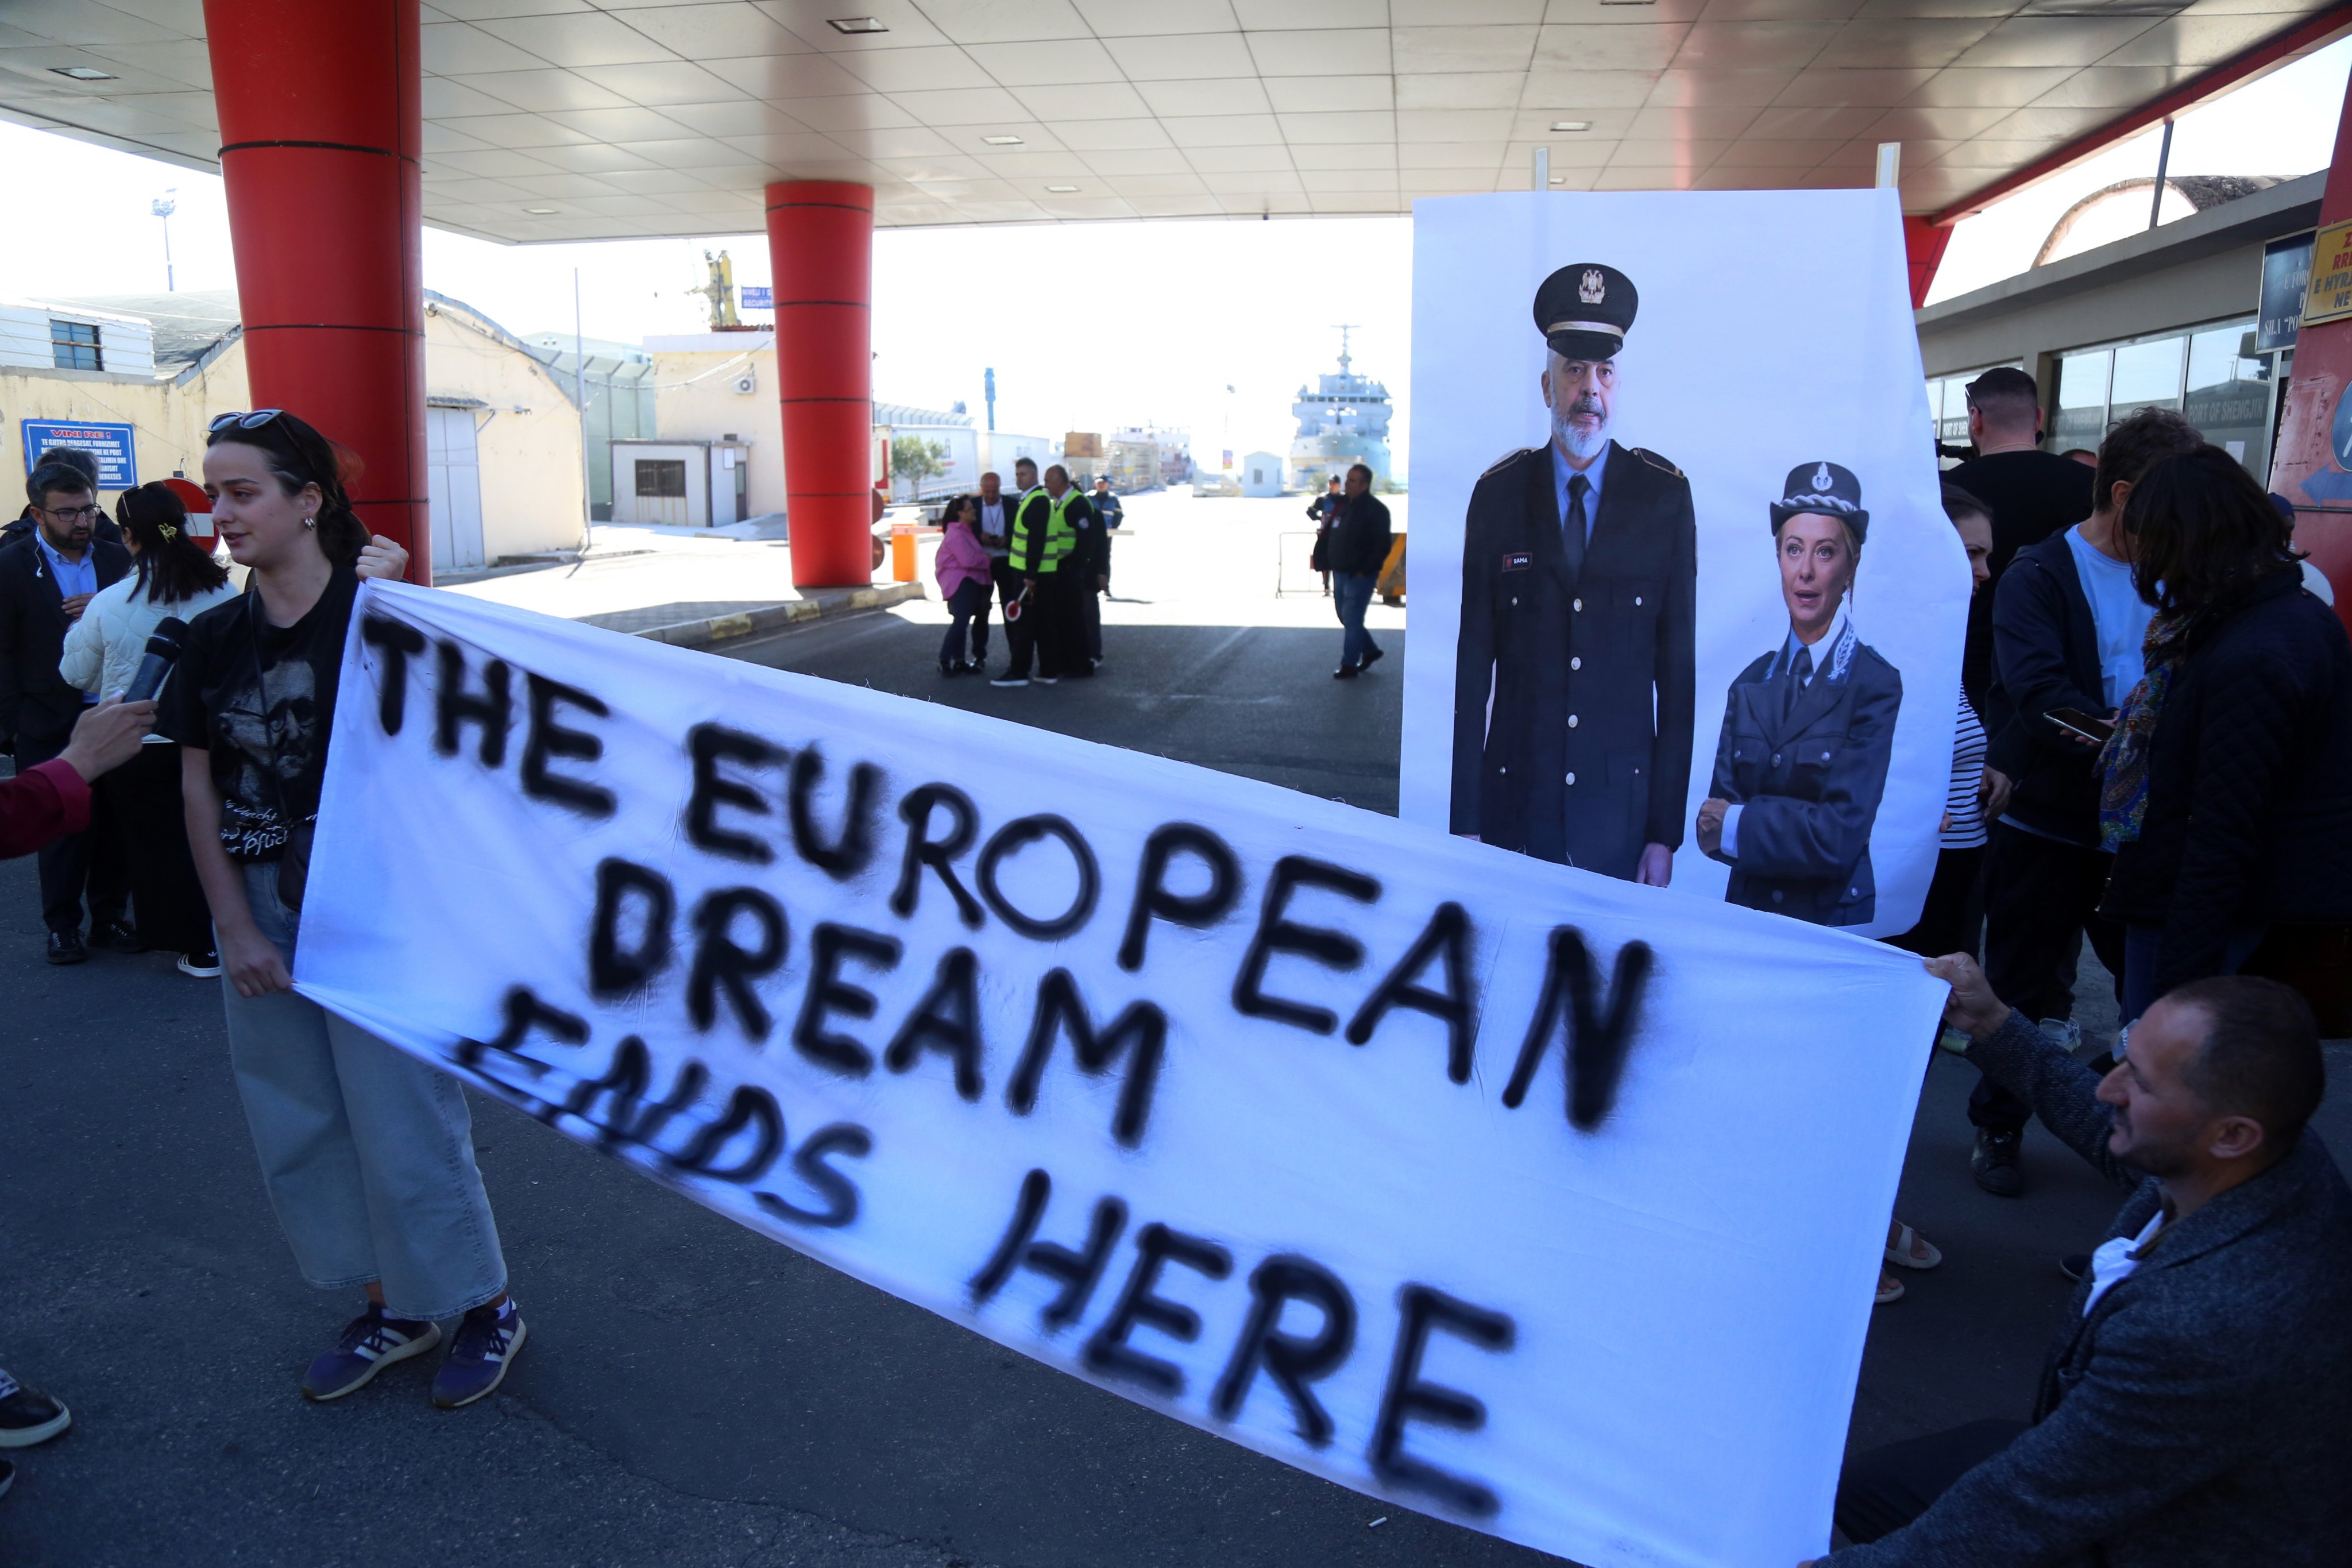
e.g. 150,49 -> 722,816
1818,957 -> 2351,1566
0,461 -> 134,961
1450,262 -> 1696,885
1697,461 -> 1901,927
2095,445 -> 2352,1022
2,447 -> 126,550
1328,462 -> 1392,677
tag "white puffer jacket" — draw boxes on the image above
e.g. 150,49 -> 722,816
60,571 -> 240,702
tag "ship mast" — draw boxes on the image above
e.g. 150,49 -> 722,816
1331,323 -> 1356,377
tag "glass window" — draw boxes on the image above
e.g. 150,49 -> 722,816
49,318 -> 101,372
2110,335 -> 2185,416
2185,318 -> 2272,473
635,459 -> 687,498
2052,349 -> 2111,452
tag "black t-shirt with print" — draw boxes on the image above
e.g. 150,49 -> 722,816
157,565 -> 359,862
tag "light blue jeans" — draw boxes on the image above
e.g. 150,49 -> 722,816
1334,571 -> 1379,667
219,862 -> 507,1320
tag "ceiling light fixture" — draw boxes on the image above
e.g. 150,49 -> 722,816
827,16 -> 889,33
524,206 -> 559,214
51,65 -> 117,80
1046,184 -> 1079,192
982,134 -> 1024,145
1551,120 -> 1592,132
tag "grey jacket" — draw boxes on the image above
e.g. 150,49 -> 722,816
1833,1010 -> 2352,1566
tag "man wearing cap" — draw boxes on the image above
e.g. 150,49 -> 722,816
1450,262 -> 1696,885
1696,461 -> 1902,926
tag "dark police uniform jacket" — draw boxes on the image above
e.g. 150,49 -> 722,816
1450,439 -> 1696,880
1704,616 -> 1901,926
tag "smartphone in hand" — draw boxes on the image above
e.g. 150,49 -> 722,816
2047,706 -> 2116,745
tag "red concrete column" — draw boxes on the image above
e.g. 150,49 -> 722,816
1902,217 -> 1952,310
203,0 -> 428,583
766,181 -> 874,589
2268,67 -> 2352,627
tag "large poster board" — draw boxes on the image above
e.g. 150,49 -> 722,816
1400,191 -> 1965,940
299,583 -> 1944,1567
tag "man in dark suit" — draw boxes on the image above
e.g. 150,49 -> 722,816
0,459 -> 134,963
1450,262 -> 1696,885
1697,462 -> 1901,927
1813,957 -> 2352,1565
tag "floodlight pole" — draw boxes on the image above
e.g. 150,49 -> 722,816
576,267 -> 592,553
2148,119 -> 2174,230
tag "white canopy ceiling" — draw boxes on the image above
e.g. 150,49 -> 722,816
0,0 -> 2341,241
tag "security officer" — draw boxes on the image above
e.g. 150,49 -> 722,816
1696,461 -> 1902,927
993,463 -> 1095,686
1449,262 -> 1696,885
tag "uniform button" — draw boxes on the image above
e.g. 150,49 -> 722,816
1570,656 -> 1581,671
1634,595 -> 1643,607
1771,752 -> 1782,766
1499,766 -> 1507,775
1573,597 -> 1582,612
1565,772 -> 1576,785
1821,750 -> 1833,761
1511,596 -> 1519,606
1771,890 -> 1785,905
1567,714 -> 1579,728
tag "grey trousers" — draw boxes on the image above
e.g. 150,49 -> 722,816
219,862 -> 507,1320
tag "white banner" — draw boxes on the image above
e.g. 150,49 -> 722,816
1400,190 -> 1967,939
301,583 -> 1943,1568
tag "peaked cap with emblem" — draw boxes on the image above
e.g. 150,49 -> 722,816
1770,460 -> 1869,544
1533,262 -> 1637,362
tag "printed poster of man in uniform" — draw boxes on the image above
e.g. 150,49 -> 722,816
1449,262 -> 1696,886
1695,461 -> 1901,926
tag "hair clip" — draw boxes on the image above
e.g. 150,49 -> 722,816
159,523 -> 179,540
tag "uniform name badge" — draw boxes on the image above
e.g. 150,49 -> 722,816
1501,551 -> 1532,572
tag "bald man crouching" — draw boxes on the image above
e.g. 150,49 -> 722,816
1806,956 -> 2350,1565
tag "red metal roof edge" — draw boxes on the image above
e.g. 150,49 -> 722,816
1928,2 -> 2352,227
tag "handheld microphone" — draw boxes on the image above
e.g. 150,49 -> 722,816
124,616 -> 190,704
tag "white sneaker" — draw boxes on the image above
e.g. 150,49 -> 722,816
178,951 -> 223,978
989,675 -> 1029,688
2037,1017 -> 2083,1051
1034,674 -> 1059,685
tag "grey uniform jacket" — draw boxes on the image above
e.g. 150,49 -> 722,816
1832,1009 -> 2352,1566
1704,618 -> 1900,926
1449,440 -> 1696,880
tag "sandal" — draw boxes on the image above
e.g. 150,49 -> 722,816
1876,1270 -> 1905,1306
1885,1223 -> 1942,1271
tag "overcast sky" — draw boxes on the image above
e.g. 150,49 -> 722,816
2,33 -> 2345,467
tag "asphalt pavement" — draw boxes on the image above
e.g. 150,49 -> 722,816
4,495 -> 2346,1567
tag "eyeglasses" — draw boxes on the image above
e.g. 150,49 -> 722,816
41,504 -> 100,523
208,409 -> 284,433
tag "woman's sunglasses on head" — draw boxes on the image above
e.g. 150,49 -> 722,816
208,410 -> 285,434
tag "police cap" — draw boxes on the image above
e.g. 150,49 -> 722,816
1533,262 -> 1636,362
1770,460 -> 1869,546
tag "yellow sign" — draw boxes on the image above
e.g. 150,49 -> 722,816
2301,218 -> 2352,328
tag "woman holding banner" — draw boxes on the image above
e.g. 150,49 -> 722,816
1696,461 -> 1901,930
156,410 -> 526,1412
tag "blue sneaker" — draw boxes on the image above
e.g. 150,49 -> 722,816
431,1299 -> 526,1410
302,1304 -> 441,1401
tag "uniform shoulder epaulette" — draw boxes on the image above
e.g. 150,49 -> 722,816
1631,447 -> 1683,478
1480,446 -> 1540,478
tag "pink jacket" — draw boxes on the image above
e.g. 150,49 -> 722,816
935,518 -> 992,598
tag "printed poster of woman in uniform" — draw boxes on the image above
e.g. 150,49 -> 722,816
1695,462 -> 1902,926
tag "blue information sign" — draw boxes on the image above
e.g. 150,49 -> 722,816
740,285 -> 773,310
21,419 -> 138,489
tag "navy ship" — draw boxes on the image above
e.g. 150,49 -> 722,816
1288,326 -> 1392,492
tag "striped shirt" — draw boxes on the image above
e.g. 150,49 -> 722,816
1943,692 -> 1989,849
